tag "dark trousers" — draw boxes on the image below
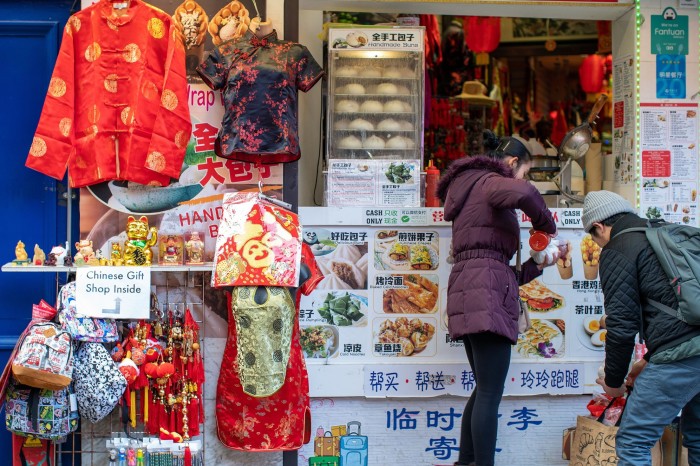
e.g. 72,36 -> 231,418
458,332 -> 512,466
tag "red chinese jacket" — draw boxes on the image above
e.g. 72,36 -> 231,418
26,0 -> 191,188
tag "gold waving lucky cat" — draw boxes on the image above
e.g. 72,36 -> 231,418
124,216 -> 158,266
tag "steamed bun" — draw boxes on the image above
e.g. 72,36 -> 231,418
377,83 -> 399,95
363,135 -> 386,150
384,100 -> 409,113
337,100 -> 360,113
338,135 -> 363,149
360,100 -> 384,113
345,83 -> 366,95
349,118 -> 374,131
377,119 -> 401,131
337,66 -> 358,77
386,136 -> 408,149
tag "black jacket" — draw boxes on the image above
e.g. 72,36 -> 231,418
600,213 -> 700,388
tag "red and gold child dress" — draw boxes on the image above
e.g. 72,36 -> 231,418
216,243 -> 322,451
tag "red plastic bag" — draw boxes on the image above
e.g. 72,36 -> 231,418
587,393 -> 626,426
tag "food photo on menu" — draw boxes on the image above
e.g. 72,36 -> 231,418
377,273 -> 439,314
300,325 -> 339,359
373,316 -> 437,357
519,279 -> 565,313
303,228 -> 369,290
515,318 -> 566,359
374,230 -> 439,271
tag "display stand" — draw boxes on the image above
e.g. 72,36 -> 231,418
2,265 -> 208,464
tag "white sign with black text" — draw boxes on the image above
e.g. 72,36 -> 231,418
75,267 -> 151,319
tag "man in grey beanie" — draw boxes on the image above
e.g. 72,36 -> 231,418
582,190 -> 700,465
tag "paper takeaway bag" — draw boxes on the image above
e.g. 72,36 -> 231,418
212,193 -> 302,288
569,415 -> 661,466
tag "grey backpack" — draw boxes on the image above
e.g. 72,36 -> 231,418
619,222 -> 700,325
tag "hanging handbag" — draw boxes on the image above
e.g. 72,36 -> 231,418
516,246 -> 531,333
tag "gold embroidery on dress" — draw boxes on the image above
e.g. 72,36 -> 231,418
104,74 -> 119,93
59,118 -> 72,137
30,137 -> 47,157
161,89 -> 178,110
146,151 -> 166,172
87,105 -> 101,124
48,78 -> 66,98
121,107 -> 135,125
174,130 -> 189,149
232,286 -> 293,398
123,43 -> 142,63
85,42 -> 101,62
148,17 -> 166,39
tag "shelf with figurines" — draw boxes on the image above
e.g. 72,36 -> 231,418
2,218 -> 212,273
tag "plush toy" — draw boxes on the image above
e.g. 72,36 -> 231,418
124,216 -> 158,266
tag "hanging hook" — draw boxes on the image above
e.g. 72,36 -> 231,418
249,0 -> 261,20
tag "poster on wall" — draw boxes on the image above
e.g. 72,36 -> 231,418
612,55 -> 635,185
300,208 -> 601,397
639,102 -> 698,225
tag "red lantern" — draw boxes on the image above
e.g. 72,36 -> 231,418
579,55 -> 605,94
464,16 -> 501,65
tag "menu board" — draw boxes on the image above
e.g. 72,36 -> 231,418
640,103 -> 698,225
300,208 -> 603,395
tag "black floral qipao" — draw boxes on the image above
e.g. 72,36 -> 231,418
197,30 -> 323,164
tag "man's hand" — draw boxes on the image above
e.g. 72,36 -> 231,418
596,377 -> 627,398
625,359 -> 647,388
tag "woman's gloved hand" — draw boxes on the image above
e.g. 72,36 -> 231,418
530,238 -> 561,267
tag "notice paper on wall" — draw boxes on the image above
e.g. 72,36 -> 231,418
640,102 -> 698,226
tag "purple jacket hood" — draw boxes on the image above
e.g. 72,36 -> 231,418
437,156 -> 513,202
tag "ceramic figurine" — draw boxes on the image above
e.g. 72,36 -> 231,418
45,252 -> 57,266
110,242 -> 124,266
97,249 -> 109,266
47,245 -> 67,266
159,234 -> 183,265
32,244 -> 46,266
74,239 -> 99,266
124,216 -> 158,266
63,252 -> 73,267
185,231 -> 204,265
13,240 -> 30,265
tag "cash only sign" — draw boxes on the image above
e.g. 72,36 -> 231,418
75,267 -> 151,319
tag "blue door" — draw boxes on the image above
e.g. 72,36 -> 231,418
0,0 -> 76,459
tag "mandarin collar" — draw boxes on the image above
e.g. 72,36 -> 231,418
248,29 -> 278,48
99,0 -> 141,27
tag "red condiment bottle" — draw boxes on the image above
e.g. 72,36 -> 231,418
529,231 -> 551,251
425,160 -> 441,207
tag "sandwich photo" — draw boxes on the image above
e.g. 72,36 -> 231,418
519,279 -> 565,312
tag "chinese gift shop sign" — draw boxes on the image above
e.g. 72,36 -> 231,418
75,267 -> 151,319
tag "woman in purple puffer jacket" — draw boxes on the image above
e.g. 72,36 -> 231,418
437,131 -> 557,466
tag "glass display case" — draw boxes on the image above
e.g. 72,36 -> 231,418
325,27 -> 425,207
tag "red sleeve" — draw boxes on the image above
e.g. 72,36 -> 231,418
144,22 -> 191,179
25,21 -> 76,180
300,243 -> 323,296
